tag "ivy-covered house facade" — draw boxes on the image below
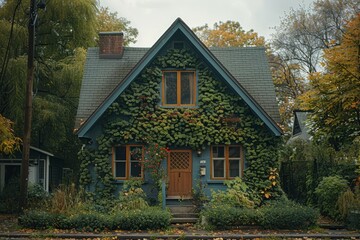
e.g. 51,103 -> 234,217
75,18 -> 282,201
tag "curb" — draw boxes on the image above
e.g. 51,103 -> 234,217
1,232 -> 360,239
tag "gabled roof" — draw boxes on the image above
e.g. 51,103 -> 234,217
288,110 -> 311,142
75,18 -> 282,137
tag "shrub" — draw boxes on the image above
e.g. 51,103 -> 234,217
18,207 -> 171,231
347,210 -> 360,230
69,212 -> 107,231
315,175 -> 348,220
110,207 -> 171,230
48,183 -> 86,214
202,205 -> 262,229
18,210 -> 54,229
112,179 -> 149,211
27,184 -> 48,209
260,201 -> 319,229
208,177 -> 258,209
337,188 -> 360,221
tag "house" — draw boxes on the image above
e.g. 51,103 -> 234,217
75,18 -> 282,201
288,110 -> 311,143
0,146 -> 64,193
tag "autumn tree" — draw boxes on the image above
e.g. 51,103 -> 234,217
271,0 -> 359,133
300,13 -> 360,149
268,53 -> 307,131
0,114 -> 21,154
193,20 -> 265,47
97,6 -> 138,46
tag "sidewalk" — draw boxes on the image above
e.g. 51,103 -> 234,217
1,226 -> 360,239
1,214 -> 359,239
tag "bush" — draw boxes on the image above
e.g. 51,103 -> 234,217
347,210 -> 360,230
48,183 -> 86,214
260,201 -> 319,229
27,184 -> 48,209
70,213 -> 107,231
110,207 -> 171,230
315,175 -> 348,220
202,205 -> 262,229
112,180 -> 149,211
18,210 -> 54,229
18,207 -> 171,231
208,177 -> 258,209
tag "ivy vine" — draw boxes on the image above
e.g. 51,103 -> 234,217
79,48 -> 281,200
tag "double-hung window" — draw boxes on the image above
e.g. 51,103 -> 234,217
113,145 -> 143,179
162,70 -> 196,106
211,145 -> 243,179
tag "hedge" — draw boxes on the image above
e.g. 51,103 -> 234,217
260,202 -> 319,229
202,202 -> 319,230
202,205 -> 262,229
18,207 -> 171,231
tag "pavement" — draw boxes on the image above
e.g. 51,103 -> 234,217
0,225 -> 360,239
1,214 -> 360,239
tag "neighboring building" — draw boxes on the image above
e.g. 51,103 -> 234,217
288,110 -> 311,142
0,146 -> 64,193
75,18 -> 282,199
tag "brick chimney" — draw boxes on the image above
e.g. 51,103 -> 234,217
98,32 -> 124,59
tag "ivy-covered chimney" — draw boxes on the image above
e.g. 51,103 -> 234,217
98,32 -> 124,59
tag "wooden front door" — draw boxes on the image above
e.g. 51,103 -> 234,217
167,150 -> 192,198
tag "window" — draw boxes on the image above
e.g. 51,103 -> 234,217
162,71 -> 196,106
211,145 -> 244,179
113,145 -> 143,179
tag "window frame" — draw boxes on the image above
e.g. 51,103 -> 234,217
161,70 -> 197,107
210,145 -> 244,180
112,145 -> 144,180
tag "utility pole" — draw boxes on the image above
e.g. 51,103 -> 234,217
19,0 -> 37,210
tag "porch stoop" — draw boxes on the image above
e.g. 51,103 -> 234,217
167,204 -> 199,224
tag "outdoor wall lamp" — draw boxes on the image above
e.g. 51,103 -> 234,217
197,149 -> 202,157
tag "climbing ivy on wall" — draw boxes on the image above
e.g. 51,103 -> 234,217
79,48 -> 281,200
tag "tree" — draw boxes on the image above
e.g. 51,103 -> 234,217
193,20 -> 265,47
272,0 -> 358,75
271,0 -> 359,133
0,0 -> 98,129
268,53 -> 307,131
299,13 -> 360,149
0,114 -> 21,154
97,6 -> 138,46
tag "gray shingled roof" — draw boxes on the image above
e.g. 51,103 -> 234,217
75,47 -> 280,130
75,47 -> 148,129
210,47 -> 280,123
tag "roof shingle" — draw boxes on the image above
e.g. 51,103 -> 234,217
75,46 -> 280,130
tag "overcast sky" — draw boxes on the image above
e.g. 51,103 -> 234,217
100,0 -> 315,47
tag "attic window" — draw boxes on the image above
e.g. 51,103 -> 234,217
162,70 -> 196,107
173,41 -> 184,49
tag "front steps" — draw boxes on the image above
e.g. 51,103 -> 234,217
167,203 -> 199,224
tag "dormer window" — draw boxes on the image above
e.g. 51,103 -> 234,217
162,70 -> 196,107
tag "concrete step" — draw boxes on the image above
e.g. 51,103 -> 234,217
171,217 -> 198,224
168,205 -> 196,214
172,213 -> 198,218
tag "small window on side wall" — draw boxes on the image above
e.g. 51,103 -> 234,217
211,145 -> 243,179
162,71 -> 196,107
113,145 -> 143,179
